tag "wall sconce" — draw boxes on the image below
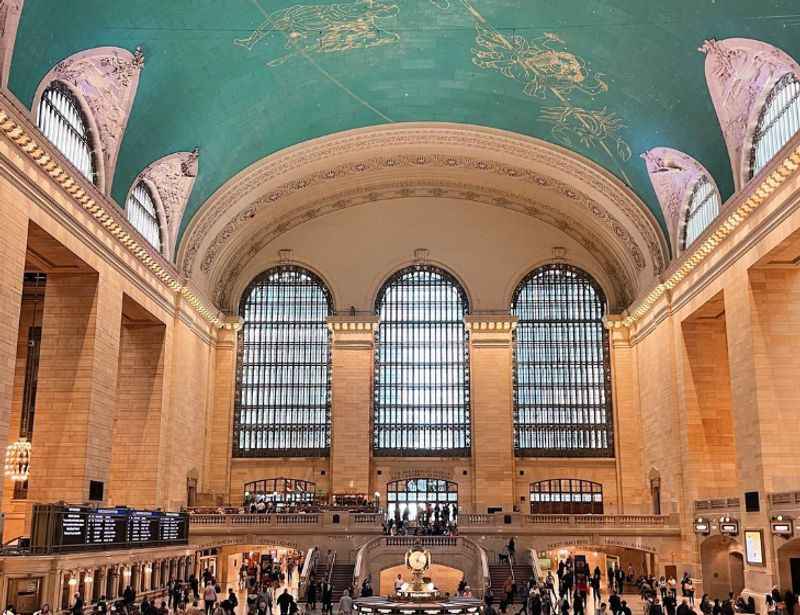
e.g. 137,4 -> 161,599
67,577 -> 78,586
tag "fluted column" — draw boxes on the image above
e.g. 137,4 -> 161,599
327,315 -> 379,495
466,315 -> 517,513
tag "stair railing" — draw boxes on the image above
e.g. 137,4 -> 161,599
298,546 -> 318,603
326,550 -> 336,586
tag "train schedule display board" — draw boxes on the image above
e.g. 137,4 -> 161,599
30,504 -> 189,553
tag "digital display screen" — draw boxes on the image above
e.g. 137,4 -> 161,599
745,530 -> 764,565
31,504 -> 189,553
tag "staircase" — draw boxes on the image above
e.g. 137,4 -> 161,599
489,565 -> 535,603
330,563 -> 355,601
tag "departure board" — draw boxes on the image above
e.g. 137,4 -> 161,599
30,504 -> 190,553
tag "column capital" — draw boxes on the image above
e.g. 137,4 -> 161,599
326,315 -> 379,348
465,314 -> 517,347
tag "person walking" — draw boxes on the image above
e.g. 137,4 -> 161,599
203,583 -> 218,615
338,590 -> 353,615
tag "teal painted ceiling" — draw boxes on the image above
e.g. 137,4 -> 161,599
9,1 -> 800,242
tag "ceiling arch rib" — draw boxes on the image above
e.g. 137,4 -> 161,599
177,124 -> 668,313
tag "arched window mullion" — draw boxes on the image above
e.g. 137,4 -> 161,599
126,182 -> 162,253
750,73 -> 800,179
511,264 -> 613,458
374,265 -> 470,457
682,176 -> 721,251
234,265 -> 332,458
37,82 -> 96,184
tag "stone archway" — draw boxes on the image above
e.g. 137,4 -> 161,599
699,535 -> 744,600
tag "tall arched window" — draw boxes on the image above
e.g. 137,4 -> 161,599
750,73 -> 800,179
511,264 -> 613,457
682,176 -> 721,250
374,265 -> 470,456
36,82 -> 96,184
126,182 -> 162,253
234,265 -> 333,457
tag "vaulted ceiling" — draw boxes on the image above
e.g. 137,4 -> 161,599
10,0 -> 800,250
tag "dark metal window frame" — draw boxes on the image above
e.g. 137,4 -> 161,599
529,478 -> 603,514
243,477 -> 316,507
37,81 -> 97,185
511,264 -> 614,458
233,265 -> 333,458
749,72 -> 800,180
386,477 -> 458,520
373,265 -> 471,457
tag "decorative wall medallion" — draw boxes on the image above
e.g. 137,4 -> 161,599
700,38 -> 800,188
135,149 -> 199,259
642,148 -> 720,256
35,46 -> 144,191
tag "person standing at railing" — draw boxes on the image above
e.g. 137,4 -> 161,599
507,538 -> 516,565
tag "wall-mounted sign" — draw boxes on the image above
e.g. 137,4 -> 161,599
771,517 -> 794,537
745,529 -> 765,566
720,521 -> 739,536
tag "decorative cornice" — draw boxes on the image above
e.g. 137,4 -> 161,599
326,315 -> 380,333
0,96 -> 229,330
700,38 -> 800,190
33,46 -> 144,193
464,314 -> 518,332
611,140 -> 800,330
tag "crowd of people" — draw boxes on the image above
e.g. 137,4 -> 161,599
384,503 -> 458,536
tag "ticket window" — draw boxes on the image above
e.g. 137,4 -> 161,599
7,578 -> 42,615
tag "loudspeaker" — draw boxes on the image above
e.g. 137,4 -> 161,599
745,491 -> 760,512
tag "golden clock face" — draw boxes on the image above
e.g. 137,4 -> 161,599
408,550 -> 427,571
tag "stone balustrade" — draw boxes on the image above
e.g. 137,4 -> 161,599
189,511 -> 679,536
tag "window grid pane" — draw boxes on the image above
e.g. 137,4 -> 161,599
751,73 -> 800,179
233,266 -> 332,457
386,478 -> 458,521
529,479 -> 603,514
511,264 -> 614,457
126,182 -> 162,252
683,176 -> 721,249
36,83 -> 95,184
373,265 -> 470,456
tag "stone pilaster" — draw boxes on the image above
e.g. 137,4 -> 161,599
327,315 -> 379,495
466,314 -> 517,513
28,272 -> 122,503
203,318 -> 240,501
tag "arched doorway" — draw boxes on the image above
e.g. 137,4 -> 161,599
700,535 -> 744,600
777,537 -> 800,594
386,478 -> 458,520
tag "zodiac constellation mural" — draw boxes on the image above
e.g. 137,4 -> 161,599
235,0 -> 632,181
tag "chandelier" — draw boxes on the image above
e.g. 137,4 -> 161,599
5,437 -> 31,482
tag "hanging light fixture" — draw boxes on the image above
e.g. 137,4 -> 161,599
5,437 -> 31,482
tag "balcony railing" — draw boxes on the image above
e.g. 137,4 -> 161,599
769,491 -> 800,509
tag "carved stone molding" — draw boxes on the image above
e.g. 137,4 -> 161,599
326,315 -> 379,349
0,0 -> 24,88
177,124 -> 669,302
33,46 -> 144,193
465,314 -> 518,348
211,180 -> 636,313
642,148 -> 721,256
700,38 -> 800,190
133,150 -> 199,260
